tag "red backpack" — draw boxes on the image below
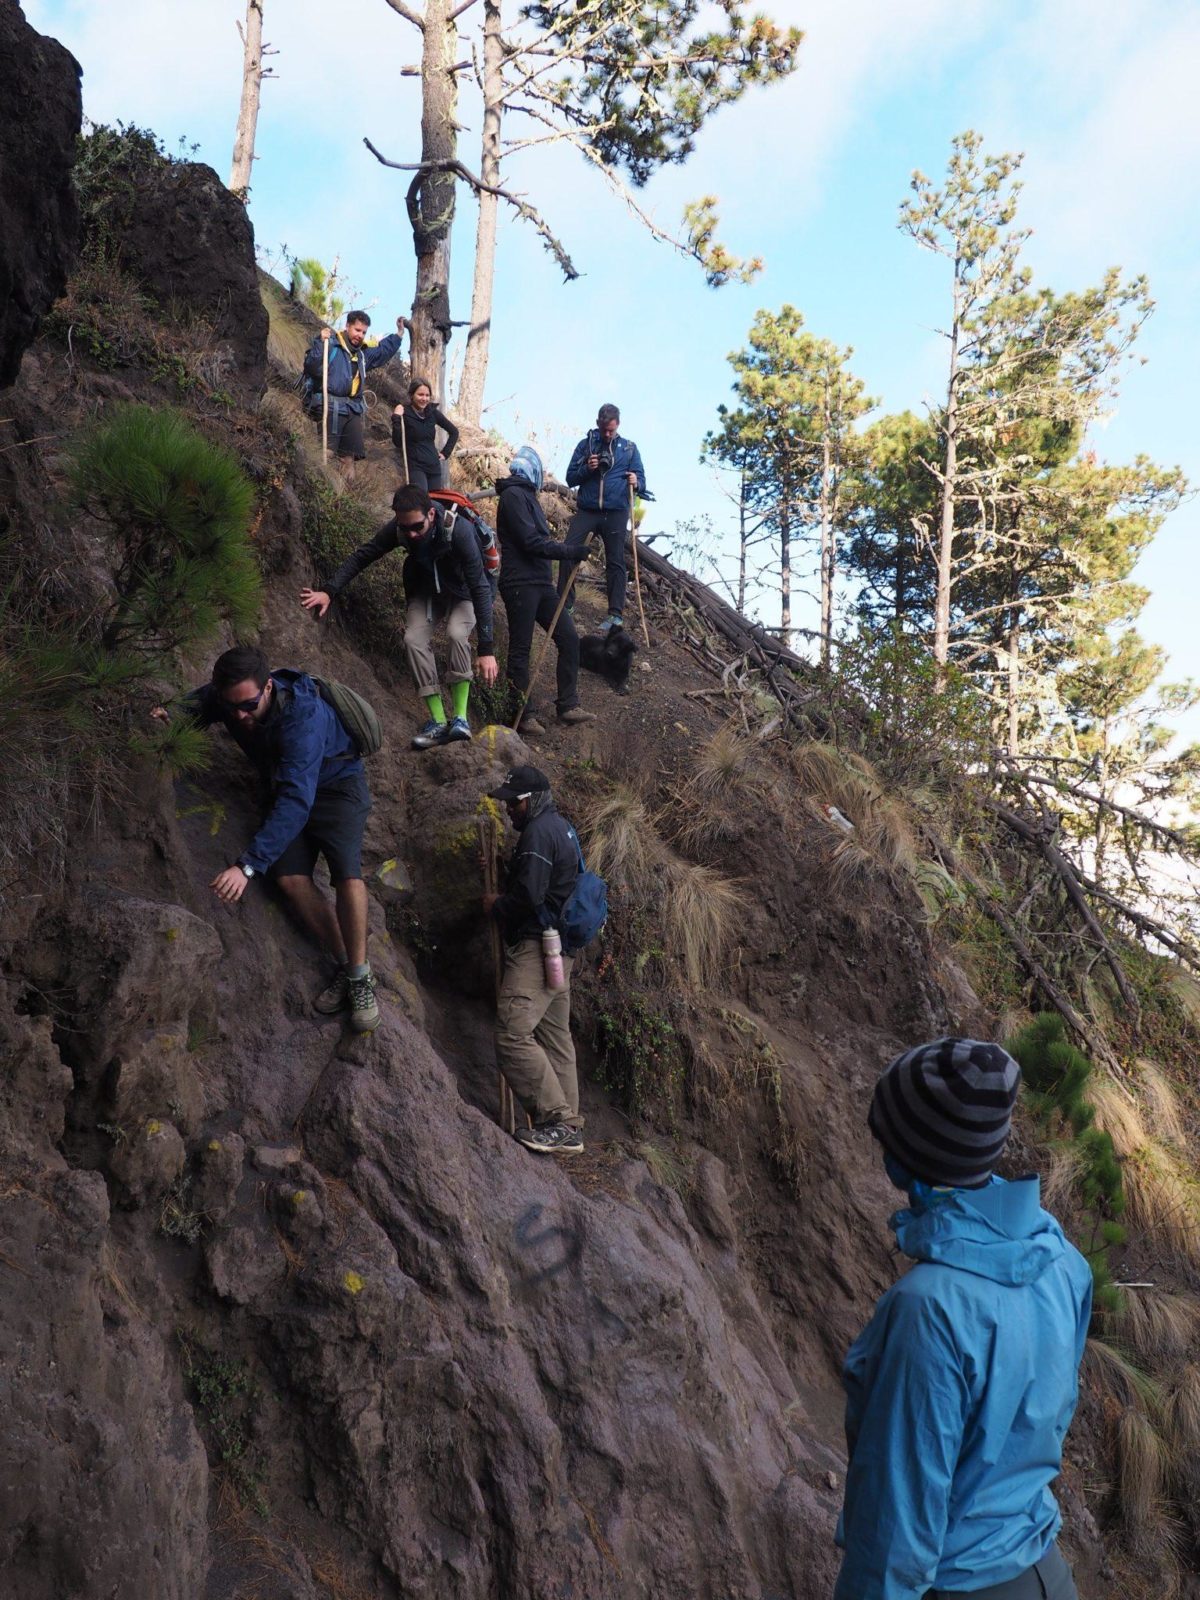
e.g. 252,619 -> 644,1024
430,489 -> 500,582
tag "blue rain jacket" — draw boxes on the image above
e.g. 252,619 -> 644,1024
565,431 -> 646,511
185,671 -> 363,874
834,1174 -> 1092,1600
303,329 -> 403,414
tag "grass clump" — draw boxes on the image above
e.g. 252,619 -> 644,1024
180,1334 -> 268,1517
297,473 -> 405,654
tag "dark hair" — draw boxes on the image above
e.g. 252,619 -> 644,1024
345,310 -> 371,327
392,484 -> 432,517
597,403 -> 620,426
408,378 -> 434,401
212,643 -> 269,692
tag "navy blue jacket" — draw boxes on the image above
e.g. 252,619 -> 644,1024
325,508 -> 495,652
303,330 -> 403,414
566,431 -> 646,511
183,671 -> 363,874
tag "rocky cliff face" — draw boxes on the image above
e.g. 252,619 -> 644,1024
0,86 -> 1121,1600
0,0 -> 81,388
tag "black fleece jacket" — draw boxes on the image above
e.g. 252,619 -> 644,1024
495,475 -> 577,588
392,406 -> 459,474
492,797 -> 580,943
324,508 -> 494,651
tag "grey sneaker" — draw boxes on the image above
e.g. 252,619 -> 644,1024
412,719 -> 447,750
517,714 -> 547,737
313,968 -> 349,1015
440,716 -> 472,744
347,971 -> 380,1034
557,706 -> 596,725
515,1121 -> 583,1155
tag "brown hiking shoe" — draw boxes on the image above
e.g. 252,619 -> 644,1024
518,714 -> 547,737
557,707 -> 596,726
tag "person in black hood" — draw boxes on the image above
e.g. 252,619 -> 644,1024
496,446 -> 594,737
300,484 -> 498,749
483,765 -> 585,1156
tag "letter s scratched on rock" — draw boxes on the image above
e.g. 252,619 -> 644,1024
513,1201 -> 584,1288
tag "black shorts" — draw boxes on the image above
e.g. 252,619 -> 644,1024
271,771 -> 371,883
316,404 -> 366,460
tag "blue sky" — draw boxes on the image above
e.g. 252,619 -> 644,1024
28,0 -> 1200,739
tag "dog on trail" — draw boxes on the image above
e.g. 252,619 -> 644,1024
579,628 -> 637,695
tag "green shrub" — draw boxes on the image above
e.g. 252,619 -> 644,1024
73,121 -> 172,260
70,404 -> 260,656
298,473 -> 406,653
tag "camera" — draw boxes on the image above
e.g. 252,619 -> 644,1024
588,429 -> 614,472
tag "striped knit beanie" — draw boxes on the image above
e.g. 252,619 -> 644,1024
868,1037 -> 1021,1188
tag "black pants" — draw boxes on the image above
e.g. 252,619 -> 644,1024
557,507 -> 630,619
926,1543 -> 1077,1600
501,581 -> 580,715
314,402 -> 365,460
403,460 -> 445,494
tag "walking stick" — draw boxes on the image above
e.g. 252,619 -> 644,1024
321,332 -> 330,464
511,535 -> 595,730
629,479 -> 649,647
479,816 -> 516,1134
398,406 -> 410,485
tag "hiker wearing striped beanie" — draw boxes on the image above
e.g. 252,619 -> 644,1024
834,1036 -> 1092,1600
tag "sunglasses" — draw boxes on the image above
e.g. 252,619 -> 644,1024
397,518 -> 428,533
222,685 -> 268,714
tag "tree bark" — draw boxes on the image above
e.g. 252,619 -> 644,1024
409,0 -> 459,397
737,466 -> 748,615
1007,611 -> 1020,758
934,266 -> 961,669
819,387 -> 833,669
230,0 -> 267,197
457,0 -> 502,423
779,503 -> 791,648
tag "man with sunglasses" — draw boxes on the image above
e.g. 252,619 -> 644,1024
301,484 -> 498,749
152,644 -> 379,1032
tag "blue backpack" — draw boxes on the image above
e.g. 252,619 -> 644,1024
558,828 -> 608,953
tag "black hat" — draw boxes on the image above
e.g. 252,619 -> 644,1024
868,1037 -> 1021,1188
490,765 -> 551,801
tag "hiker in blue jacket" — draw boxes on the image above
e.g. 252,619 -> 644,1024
152,644 -> 379,1033
303,310 -> 406,481
557,403 -> 646,635
836,1037 -> 1091,1600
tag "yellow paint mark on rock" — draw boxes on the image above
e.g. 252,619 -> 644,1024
291,1190 -> 308,1206
343,1269 -> 365,1295
146,1119 -> 162,1137
207,1139 -> 222,1152
165,928 -> 179,942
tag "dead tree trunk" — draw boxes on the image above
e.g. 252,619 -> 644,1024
408,0 -> 458,397
229,0 -> 274,198
457,0 -> 502,424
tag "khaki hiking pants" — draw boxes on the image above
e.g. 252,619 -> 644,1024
495,937 -> 581,1127
404,598 -> 476,698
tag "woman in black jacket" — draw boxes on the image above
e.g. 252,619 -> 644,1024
392,380 -> 459,493
496,447 -> 593,736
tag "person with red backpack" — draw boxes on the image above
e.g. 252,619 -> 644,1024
300,484 -> 498,749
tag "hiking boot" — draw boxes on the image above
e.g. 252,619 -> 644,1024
412,719 -> 447,750
598,614 -> 624,635
557,706 -> 596,726
347,971 -> 380,1034
517,714 -> 547,737
515,1121 -> 584,1155
440,716 -> 473,744
313,968 -> 349,1015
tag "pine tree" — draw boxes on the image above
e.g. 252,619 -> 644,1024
703,306 -> 871,653
373,0 -> 800,412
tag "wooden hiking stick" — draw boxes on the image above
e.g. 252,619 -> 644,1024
398,405 -> 410,484
479,817 -> 517,1134
321,332 -> 330,463
510,534 -> 595,729
629,480 -> 649,647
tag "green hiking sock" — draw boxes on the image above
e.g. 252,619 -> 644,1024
450,679 -> 470,719
424,694 -> 446,724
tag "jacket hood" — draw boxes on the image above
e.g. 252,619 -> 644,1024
507,444 -> 544,491
496,475 -> 536,495
892,1175 -> 1068,1287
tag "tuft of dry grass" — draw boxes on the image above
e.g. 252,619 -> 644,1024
1089,1072 -> 1150,1159
1164,1363 -> 1200,1474
669,724 -> 780,854
1115,1405 -> 1171,1532
1136,1059 -> 1190,1150
1115,1290 -> 1199,1365
583,788 -> 656,889
1123,1140 -> 1200,1269
790,741 -> 919,876
1041,1141 -> 1086,1213
663,858 -> 746,990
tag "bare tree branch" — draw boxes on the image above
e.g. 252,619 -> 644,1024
382,0 -> 425,29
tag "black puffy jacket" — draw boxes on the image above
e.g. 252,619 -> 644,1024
495,476 -> 575,588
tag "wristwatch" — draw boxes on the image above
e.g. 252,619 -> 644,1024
240,864 -> 255,880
